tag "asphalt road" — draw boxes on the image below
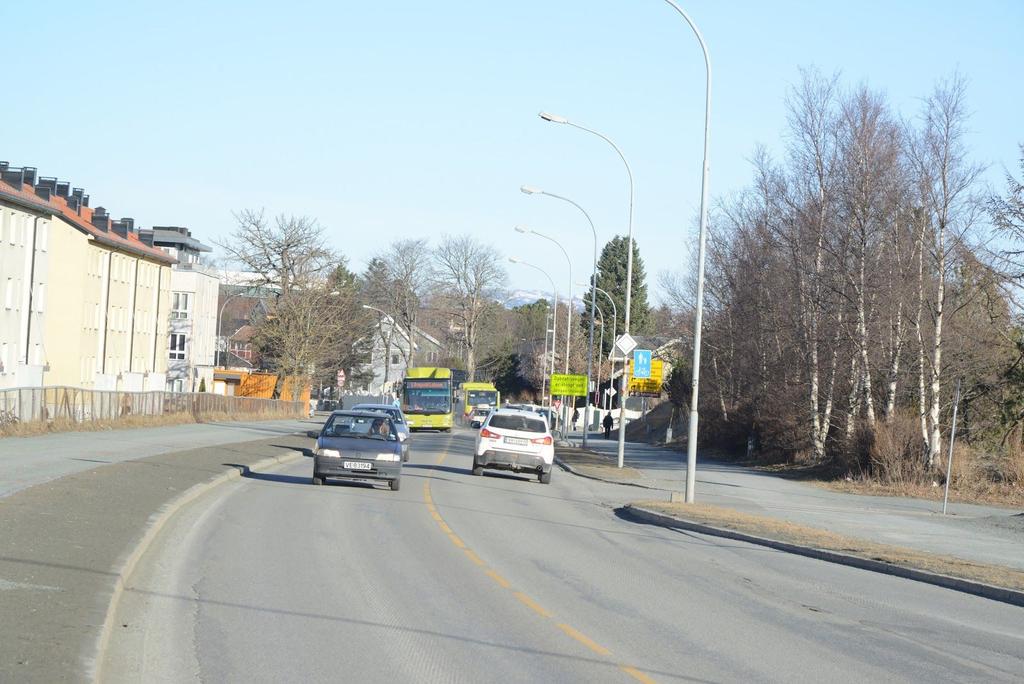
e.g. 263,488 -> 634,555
103,429 -> 1024,683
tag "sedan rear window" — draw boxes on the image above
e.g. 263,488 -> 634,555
487,414 -> 547,433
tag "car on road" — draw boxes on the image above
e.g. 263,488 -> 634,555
468,406 -> 491,429
351,403 -> 411,462
311,410 -> 403,491
473,408 -> 554,483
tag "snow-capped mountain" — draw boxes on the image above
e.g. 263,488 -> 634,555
503,289 -> 585,310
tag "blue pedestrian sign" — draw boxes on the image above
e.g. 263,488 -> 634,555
633,349 -> 652,379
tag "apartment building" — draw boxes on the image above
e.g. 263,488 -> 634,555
0,165 -> 49,388
0,162 -> 175,391
139,227 -> 218,392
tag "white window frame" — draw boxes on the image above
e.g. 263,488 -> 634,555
171,292 -> 191,319
169,333 -> 187,360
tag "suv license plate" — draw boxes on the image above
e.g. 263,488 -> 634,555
344,461 -> 373,470
504,437 -> 528,446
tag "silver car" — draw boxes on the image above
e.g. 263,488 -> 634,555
351,404 -> 411,462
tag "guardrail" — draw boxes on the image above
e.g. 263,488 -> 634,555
0,385 -> 304,435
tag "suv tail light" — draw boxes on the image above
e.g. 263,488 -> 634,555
531,436 -> 552,446
480,428 -> 502,440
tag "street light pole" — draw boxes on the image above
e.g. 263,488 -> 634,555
661,1 -> 712,503
509,257 -> 558,414
515,225 -> 573,433
540,112 -> 633,467
592,302 -> 605,426
589,283 -> 619,416
522,185 -> 599,446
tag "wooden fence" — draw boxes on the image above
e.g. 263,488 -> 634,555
0,386 -> 305,434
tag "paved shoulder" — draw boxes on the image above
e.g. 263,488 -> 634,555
0,432 -> 309,683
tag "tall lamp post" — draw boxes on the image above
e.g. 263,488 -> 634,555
362,304 -> 399,403
588,283 -> 618,412
521,185 -> 599,447
660,1 -> 712,503
540,112 -> 633,468
592,302 -> 605,420
509,257 -> 558,413
514,225 -> 573,433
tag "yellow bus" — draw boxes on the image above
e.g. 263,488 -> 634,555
460,382 -> 500,421
401,367 -> 454,432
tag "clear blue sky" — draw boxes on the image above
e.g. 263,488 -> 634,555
3,1 -> 1021,303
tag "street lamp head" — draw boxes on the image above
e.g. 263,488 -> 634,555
520,184 -> 542,195
539,111 -> 569,124
361,304 -> 372,310
513,225 -> 529,234
508,256 -> 521,264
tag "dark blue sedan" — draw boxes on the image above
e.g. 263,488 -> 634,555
311,411 -> 404,491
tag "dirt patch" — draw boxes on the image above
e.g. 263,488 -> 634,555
555,446 -> 645,480
632,500 -> 1024,592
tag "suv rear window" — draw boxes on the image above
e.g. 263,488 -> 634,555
487,414 -> 547,433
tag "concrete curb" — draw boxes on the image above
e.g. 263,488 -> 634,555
90,450 -> 304,683
622,504 -> 1024,609
553,456 -> 664,491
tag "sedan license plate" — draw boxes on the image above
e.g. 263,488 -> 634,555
344,461 -> 373,470
504,437 -> 528,446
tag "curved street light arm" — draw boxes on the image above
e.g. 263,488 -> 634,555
662,0 -> 712,504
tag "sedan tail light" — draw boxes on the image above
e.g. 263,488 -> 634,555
480,428 -> 502,440
531,436 -> 552,446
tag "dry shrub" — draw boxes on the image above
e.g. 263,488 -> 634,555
998,438 -> 1024,486
867,416 -> 929,486
943,441 -> 983,487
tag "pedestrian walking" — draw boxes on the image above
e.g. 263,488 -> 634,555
602,412 -> 613,439
572,408 -> 580,432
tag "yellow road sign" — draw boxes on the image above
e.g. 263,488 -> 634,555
628,359 -> 664,397
550,374 -> 588,397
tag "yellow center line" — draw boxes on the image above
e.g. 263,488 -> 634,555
513,591 -> 552,618
463,549 -> 485,566
620,665 -> 658,684
556,623 -> 612,657
422,435 -> 654,683
484,569 -> 511,588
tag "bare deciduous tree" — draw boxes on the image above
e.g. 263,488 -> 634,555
433,235 -> 506,381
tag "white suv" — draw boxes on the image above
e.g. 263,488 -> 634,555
473,408 -> 554,484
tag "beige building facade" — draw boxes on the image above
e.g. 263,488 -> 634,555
0,164 -> 174,391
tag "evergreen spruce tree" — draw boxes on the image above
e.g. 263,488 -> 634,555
581,236 -> 652,355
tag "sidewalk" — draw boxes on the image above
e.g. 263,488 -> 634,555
558,431 -> 1024,573
0,417 -> 317,500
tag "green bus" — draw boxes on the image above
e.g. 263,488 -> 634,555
402,367 -> 454,432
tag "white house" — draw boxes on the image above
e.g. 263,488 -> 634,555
361,318 -> 443,397
139,227 -> 219,392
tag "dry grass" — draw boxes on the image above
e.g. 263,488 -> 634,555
555,446 -> 645,480
635,500 -> 1024,591
0,410 -> 304,439
817,477 -> 1024,509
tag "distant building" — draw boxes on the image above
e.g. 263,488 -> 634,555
0,162 -> 174,391
360,318 -> 442,396
139,227 -> 218,392
216,284 -> 271,371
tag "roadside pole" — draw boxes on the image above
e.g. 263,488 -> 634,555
942,379 -> 963,515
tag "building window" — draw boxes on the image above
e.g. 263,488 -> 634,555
0,342 -> 8,373
171,292 -> 190,319
391,353 -> 400,366
169,333 -> 186,360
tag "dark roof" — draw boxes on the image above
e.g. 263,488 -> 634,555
0,177 -> 175,265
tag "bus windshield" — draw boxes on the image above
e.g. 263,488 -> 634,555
466,390 -> 498,407
403,381 -> 452,414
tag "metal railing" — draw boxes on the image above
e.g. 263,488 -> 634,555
0,385 -> 304,434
